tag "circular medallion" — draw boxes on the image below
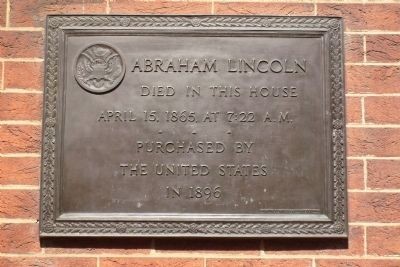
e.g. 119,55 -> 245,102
75,43 -> 125,94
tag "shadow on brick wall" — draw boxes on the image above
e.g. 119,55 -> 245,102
40,237 -> 348,254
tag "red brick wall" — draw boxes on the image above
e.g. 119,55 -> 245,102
0,1 -> 399,266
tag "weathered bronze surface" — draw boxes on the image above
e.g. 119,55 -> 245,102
40,15 -> 347,238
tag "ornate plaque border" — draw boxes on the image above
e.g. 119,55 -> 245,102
40,15 -> 347,238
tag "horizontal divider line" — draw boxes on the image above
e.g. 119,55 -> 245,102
0,218 -> 38,224
346,124 -> 400,128
346,93 -> 400,97
350,222 -> 400,227
347,156 -> 400,160
0,185 -> 39,190
1,253 -> 400,260
0,27 -> 44,32
0,88 -> 43,94
0,120 -> 41,125
346,62 -> 400,66
0,153 -> 41,158
212,0 -> 317,3
348,189 -> 400,193
213,0 -> 400,4
0,58 -> 43,62
345,31 -> 400,35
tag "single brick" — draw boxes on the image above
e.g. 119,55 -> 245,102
263,226 -> 363,256
110,1 -> 212,15
0,190 -> 39,219
367,227 -> 400,256
345,34 -> 364,62
83,0 -> 107,14
318,4 -> 400,31
215,2 -> 314,15
4,62 -> 43,90
368,160 -> 400,189
0,223 -> 40,253
346,96 -> 362,123
317,259 -> 400,267
347,159 -> 364,190
0,157 -> 40,185
349,192 -> 400,222
347,128 -> 400,157
9,0 -> 106,27
155,239 -> 261,255
207,259 -> 312,267
0,93 -> 42,120
346,66 -> 400,94
0,0 -> 6,27
0,31 -> 43,58
0,125 -> 41,153
0,257 -> 97,267
365,97 -> 400,124
43,238 -> 152,255
367,35 -> 400,62
100,258 -> 204,267
0,62 -> 3,90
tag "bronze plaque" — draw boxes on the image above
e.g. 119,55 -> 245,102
40,15 -> 347,237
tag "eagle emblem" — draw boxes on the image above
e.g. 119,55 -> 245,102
75,43 -> 125,93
